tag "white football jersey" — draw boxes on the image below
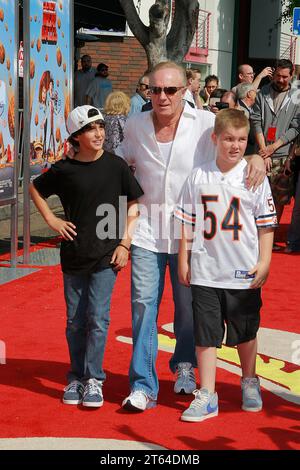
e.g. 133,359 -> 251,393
175,159 -> 277,289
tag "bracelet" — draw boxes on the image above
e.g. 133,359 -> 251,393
118,243 -> 130,252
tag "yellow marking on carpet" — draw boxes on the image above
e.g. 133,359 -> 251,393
158,334 -> 300,395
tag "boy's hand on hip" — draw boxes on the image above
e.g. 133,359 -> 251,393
47,215 -> 77,241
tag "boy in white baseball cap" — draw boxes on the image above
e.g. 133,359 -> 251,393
66,105 -> 105,135
29,105 -> 143,408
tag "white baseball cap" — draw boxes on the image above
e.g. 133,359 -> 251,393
67,105 -> 104,135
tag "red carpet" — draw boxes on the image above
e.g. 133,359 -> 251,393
0,206 -> 299,450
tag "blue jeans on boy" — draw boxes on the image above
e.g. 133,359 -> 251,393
129,245 -> 196,400
63,267 -> 117,383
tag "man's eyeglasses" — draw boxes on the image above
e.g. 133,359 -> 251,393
139,83 -> 149,89
150,86 -> 185,95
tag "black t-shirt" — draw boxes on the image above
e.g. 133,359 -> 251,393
33,152 -> 143,274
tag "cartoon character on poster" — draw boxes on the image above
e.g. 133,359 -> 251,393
34,70 -> 61,165
37,70 -> 50,160
47,75 -> 61,162
29,0 -> 70,176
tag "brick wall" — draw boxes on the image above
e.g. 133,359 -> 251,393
80,37 -> 148,98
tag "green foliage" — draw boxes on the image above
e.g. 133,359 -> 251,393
281,0 -> 300,23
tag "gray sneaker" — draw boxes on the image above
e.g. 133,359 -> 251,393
174,362 -> 196,394
82,378 -> 103,408
62,380 -> 84,405
181,388 -> 218,422
241,377 -> 262,412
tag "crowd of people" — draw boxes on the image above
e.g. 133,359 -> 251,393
74,54 -> 300,253
29,56 -> 299,423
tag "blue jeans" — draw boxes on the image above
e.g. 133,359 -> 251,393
129,245 -> 196,400
63,267 -> 117,383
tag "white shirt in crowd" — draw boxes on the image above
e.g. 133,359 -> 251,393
184,88 -> 196,107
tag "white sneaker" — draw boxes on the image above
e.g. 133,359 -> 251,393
174,362 -> 196,394
122,390 -> 156,412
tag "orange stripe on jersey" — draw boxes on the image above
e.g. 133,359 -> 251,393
174,209 -> 196,223
256,217 -> 277,225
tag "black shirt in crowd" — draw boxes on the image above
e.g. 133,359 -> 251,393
33,152 -> 143,275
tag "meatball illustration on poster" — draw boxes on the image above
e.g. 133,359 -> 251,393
0,0 -> 17,200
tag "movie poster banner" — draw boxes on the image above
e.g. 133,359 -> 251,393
0,0 -> 17,201
28,0 -> 72,181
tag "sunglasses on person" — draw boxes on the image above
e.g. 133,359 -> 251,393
139,83 -> 149,89
149,86 -> 185,95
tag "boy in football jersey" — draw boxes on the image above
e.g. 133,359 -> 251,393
176,108 -> 277,422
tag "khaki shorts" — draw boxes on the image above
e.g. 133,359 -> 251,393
268,156 -> 294,206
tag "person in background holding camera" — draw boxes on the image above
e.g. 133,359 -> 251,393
251,59 -> 300,249
220,91 -> 238,109
200,75 -> 219,107
232,64 -> 274,94
207,88 -> 226,113
208,89 -> 237,114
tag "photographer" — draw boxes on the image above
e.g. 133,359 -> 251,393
208,89 -> 237,114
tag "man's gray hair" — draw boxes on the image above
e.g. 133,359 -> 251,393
236,82 -> 256,100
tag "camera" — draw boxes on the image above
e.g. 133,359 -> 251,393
215,102 -> 229,110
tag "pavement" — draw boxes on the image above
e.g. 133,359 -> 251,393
0,186 -> 63,256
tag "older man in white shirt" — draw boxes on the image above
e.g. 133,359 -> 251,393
117,61 -> 265,412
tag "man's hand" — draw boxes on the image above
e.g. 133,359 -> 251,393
245,154 -> 266,191
110,245 -> 129,271
259,144 -> 275,159
47,215 -> 77,240
203,87 -> 210,102
258,67 -> 274,80
285,157 -> 294,173
264,156 -> 272,173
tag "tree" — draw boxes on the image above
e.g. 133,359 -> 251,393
119,0 -> 199,71
280,0 -> 300,23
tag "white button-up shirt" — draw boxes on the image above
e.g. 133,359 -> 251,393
117,103 -> 216,253
184,88 -> 196,107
